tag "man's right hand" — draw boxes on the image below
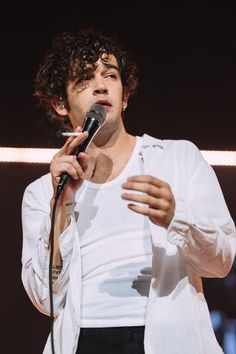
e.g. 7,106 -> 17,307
50,127 -> 89,201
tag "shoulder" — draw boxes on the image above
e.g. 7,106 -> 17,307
141,133 -> 201,156
140,134 -> 212,181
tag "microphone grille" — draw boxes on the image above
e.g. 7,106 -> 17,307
87,104 -> 107,125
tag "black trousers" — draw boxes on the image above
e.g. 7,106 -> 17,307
76,326 -> 145,354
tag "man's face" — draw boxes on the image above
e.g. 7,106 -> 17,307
65,54 -> 128,131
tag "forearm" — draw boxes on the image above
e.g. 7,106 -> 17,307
22,213 -> 75,316
49,198 -> 75,278
167,198 -> 236,277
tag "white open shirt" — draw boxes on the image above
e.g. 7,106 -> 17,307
21,134 -> 236,354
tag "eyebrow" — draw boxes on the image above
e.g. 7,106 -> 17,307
102,62 -> 120,72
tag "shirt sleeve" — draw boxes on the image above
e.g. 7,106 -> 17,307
167,141 -> 236,278
21,175 -> 78,316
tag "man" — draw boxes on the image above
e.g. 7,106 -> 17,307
21,28 -> 236,354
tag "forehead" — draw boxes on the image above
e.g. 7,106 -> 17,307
96,53 -> 119,70
68,53 -> 120,91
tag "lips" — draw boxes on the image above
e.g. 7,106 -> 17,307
95,99 -> 112,109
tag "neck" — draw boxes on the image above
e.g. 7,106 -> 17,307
85,124 -> 136,183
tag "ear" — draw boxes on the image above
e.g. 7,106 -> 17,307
51,98 -> 68,116
122,89 -> 129,111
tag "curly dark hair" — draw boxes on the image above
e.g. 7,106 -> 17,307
34,27 -> 138,123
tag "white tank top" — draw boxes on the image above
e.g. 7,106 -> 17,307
75,136 -> 152,327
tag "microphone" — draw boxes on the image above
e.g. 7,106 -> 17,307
55,104 -> 107,198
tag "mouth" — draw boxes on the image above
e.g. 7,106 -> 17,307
95,100 -> 112,110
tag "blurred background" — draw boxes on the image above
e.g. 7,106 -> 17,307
0,2 -> 235,353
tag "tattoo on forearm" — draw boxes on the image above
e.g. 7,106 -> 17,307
52,265 -> 62,282
64,202 -> 75,207
64,201 -> 75,224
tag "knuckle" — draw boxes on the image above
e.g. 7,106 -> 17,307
68,164 -> 76,174
68,155 -> 76,162
145,175 -> 153,183
150,176 -> 155,183
163,181 -> 170,189
145,185 -> 152,194
146,195 -> 151,203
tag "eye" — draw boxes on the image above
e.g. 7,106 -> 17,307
106,72 -> 118,79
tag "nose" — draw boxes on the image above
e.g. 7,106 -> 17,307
92,76 -> 108,95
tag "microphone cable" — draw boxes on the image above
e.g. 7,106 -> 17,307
49,192 -> 60,354
49,178 -> 70,354
48,104 -> 106,353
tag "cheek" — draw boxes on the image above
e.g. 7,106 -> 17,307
113,85 -> 124,104
68,93 -> 89,115
67,105 -> 86,129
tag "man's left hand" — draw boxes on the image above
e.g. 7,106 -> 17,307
121,175 -> 175,228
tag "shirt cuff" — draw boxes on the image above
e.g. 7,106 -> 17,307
166,197 -> 192,248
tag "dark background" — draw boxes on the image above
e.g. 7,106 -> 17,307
0,2 -> 235,353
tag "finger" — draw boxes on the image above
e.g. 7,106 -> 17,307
127,175 -> 168,188
65,155 -> 88,179
55,131 -> 89,157
121,192 -> 169,210
54,161 -> 80,181
64,131 -> 89,155
74,126 -> 82,132
128,203 -> 172,227
52,155 -> 84,180
77,152 -> 89,172
62,126 -> 82,145
122,181 -> 162,198
69,155 -> 86,178
127,203 -> 165,219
